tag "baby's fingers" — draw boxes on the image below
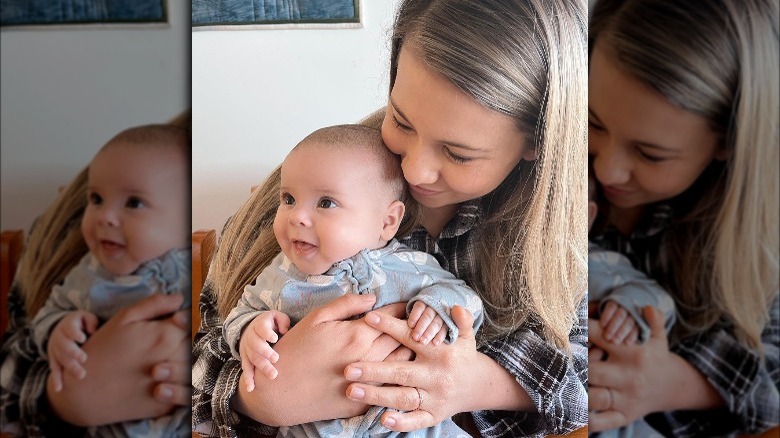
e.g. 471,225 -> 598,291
431,323 -> 448,346
611,318 -> 636,344
411,305 -> 438,342
407,301 -> 427,328
244,335 -> 279,365
49,360 -> 64,392
420,315 -> 444,345
56,350 -> 87,381
241,357 -> 257,392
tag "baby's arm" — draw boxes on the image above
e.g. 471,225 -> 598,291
238,311 -> 290,389
403,252 -> 484,345
47,310 -> 99,391
589,247 -> 676,344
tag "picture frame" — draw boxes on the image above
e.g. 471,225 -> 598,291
192,0 -> 361,30
0,0 -> 167,28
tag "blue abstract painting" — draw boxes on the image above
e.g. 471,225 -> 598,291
192,0 -> 359,27
1,0 -> 166,26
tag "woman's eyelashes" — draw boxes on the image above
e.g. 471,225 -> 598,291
636,147 -> 665,163
391,113 -> 413,132
444,147 -> 471,164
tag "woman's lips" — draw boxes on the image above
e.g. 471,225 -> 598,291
602,185 -> 633,197
410,185 -> 440,197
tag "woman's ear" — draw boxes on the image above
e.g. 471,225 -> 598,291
380,200 -> 406,241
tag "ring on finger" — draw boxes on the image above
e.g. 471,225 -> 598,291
607,388 -> 614,410
415,387 -> 424,410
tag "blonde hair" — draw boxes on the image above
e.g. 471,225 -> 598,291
591,0 -> 779,350
213,125 -> 420,319
16,111 -> 192,317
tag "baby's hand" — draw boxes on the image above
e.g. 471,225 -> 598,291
239,311 -> 291,391
600,301 -> 639,344
47,310 -> 99,392
408,301 -> 448,346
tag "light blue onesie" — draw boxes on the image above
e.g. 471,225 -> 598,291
588,242 -> 675,343
32,248 -> 191,438
224,239 -> 483,438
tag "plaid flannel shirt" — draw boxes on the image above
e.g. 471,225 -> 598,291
192,199 -> 589,437
590,203 -> 780,437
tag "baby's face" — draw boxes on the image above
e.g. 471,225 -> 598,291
273,144 -> 399,275
81,142 -> 188,276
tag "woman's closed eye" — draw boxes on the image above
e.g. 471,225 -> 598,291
443,147 -> 473,164
635,147 -> 666,163
391,114 -> 413,132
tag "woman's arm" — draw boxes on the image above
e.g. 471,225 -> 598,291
342,298 -> 590,436
46,293 -> 191,426
192,281 -> 407,437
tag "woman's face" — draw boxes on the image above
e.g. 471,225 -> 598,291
381,46 -> 532,210
588,43 -> 726,209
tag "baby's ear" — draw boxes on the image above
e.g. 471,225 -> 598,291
588,201 -> 598,231
380,200 -> 406,241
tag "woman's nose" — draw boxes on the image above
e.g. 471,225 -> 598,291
401,145 -> 438,186
592,144 -> 631,187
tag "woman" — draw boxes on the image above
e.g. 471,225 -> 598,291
0,111 -> 193,436
587,0 -> 779,436
192,0 -> 588,436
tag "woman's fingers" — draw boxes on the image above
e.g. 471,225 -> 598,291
153,382 -> 191,407
345,361 -> 422,387
345,382 -> 423,411
121,294 -> 184,323
384,346 -> 415,363
589,409 -> 628,433
151,360 -> 190,385
309,293 -> 376,323
361,333 -> 402,363
451,305 -> 475,340
362,311 -> 428,353
588,357 -> 628,389
588,386 -> 613,411
374,302 -> 407,319
380,408 -> 436,433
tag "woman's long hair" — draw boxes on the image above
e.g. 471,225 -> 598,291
590,0 -> 779,350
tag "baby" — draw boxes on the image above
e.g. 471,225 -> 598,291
223,124 -> 482,438
31,124 -> 191,437
588,170 -> 675,344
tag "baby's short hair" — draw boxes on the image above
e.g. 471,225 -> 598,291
294,124 -> 406,201
101,123 -> 190,157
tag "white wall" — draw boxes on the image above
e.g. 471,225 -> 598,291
0,0 -> 190,232
192,0 -> 402,233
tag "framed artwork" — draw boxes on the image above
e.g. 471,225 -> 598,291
192,0 -> 360,30
0,0 -> 167,27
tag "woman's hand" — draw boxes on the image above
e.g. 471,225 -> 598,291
47,294 -> 190,426
342,306 -> 526,432
588,306 -> 723,432
233,293 -> 408,426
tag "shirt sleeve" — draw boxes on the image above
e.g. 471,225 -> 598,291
647,293 -> 780,437
0,283 -> 87,438
471,294 -> 589,437
192,276 -> 278,438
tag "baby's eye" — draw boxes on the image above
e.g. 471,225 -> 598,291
88,193 -> 103,205
318,198 -> 337,209
281,192 -> 295,205
126,197 -> 145,209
